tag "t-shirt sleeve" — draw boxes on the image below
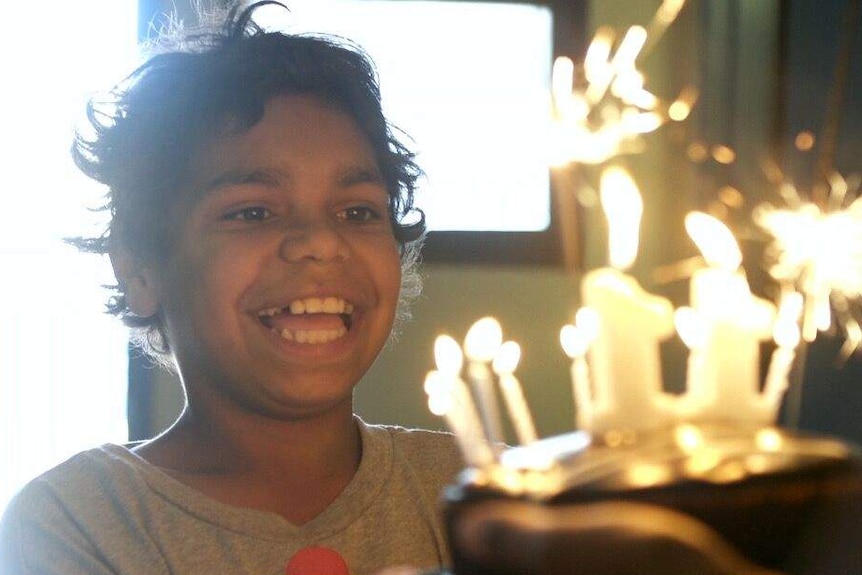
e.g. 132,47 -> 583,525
0,482 -> 116,575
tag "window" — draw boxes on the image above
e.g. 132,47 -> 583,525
258,0 -> 583,264
0,2 -> 136,512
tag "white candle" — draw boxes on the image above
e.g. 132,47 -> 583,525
560,307 -> 599,430
580,167 -> 676,433
425,371 -> 495,467
463,317 -> 506,446
430,335 -> 495,466
492,341 -> 538,445
583,268 -> 675,432
685,212 -> 776,423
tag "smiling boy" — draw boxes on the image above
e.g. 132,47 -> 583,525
0,2 -> 462,574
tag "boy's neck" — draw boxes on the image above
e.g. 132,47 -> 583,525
133,400 -> 363,523
137,397 -> 362,480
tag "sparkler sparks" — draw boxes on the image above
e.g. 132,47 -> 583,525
754,172 -> 862,358
549,0 -> 697,166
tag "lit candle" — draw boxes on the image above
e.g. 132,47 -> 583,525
685,212 -> 776,423
425,371 -> 495,468
581,166 -> 675,433
429,335 -> 495,466
492,341 -> 538,445
463,317 -> 506,446
560,307 -> 599,429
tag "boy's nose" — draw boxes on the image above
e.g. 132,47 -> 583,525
278,216 -> 349,263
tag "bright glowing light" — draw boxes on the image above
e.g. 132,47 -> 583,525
427,392 -> 453,417
492,341 -> 522,375
559,325 -> 590,358
550,3 -> 691,166
612,26 -> 648,70
755,185 -> 862,353
464,317 -> 504,362
674,423 -> 703,452
552,56 -> 575,108
561,306 -> 601,357
711,144 -> 737,165
656,0 -> 687,25
795,130 -> 815,151
685,212 -> 742,270
575,307 -> 602,340
423,370 -> 450,396
600,166 -> 643,270
773,293 -> 803,348
584,27 -> 614,85
668,100 -> 691,121
620,110 -> 663,133
434,335 -> 464,375
0,1 -> 134,515
627,462 -> 671,487
755,428 -> 784,452
674,306 -> 707,349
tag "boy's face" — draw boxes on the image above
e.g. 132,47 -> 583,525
138,95 -> 402,419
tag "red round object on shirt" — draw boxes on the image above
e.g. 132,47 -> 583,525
285,546 -> 350,575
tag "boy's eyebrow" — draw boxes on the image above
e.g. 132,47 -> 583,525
193,163 -> 385,199
198,169 -> 281,196
336,164 -> 385,187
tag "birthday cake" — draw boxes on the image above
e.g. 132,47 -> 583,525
442,423 -> 862,575
422,196 -> 862,574
426,312 -> 862,575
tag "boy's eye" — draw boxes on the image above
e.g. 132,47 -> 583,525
339,206 -> 383,222
223,206 -> 272,222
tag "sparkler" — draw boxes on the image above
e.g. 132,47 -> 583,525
549,0 -> 697,166
753,171 -> 862,359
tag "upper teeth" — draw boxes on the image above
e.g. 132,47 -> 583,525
257,297 -> 354,317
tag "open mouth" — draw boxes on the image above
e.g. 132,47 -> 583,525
256,297 -> 354,344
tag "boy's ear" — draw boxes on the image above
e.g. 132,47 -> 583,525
109,244 -> 160,318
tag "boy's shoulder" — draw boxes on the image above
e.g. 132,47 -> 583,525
361,421 -> 464,481
4,444 -> 140,512
0,444 -> 144,548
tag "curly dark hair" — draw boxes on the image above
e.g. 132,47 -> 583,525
69,0 -> 425,365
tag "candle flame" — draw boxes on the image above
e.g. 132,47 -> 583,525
434,335 -> 463,375
427,392 -> 453,417
464,316 -> 503,362
492,340 -> 522,375
423,370 -> 450,396
559,324 -> 590,358
601,166 -> 643,270
685,211 -> 742,270
561,305 -> 602,358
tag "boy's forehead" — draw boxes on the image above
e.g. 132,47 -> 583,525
179,95 -> 384,198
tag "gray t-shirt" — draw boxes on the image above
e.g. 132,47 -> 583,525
0,420 -> 463,575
